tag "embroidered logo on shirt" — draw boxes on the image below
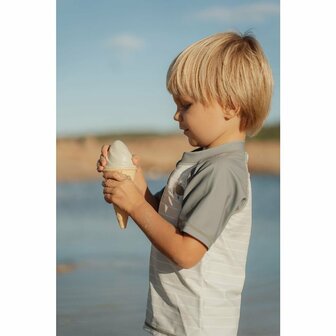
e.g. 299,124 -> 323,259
174,183 -> 185,196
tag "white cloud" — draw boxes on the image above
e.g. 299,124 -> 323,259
105,33 -> 145,52
195,2 -> 279,24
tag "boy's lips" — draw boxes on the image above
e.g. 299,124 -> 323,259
179,126 -> 189,134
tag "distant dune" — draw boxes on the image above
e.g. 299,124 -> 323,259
57,133 -> 279,182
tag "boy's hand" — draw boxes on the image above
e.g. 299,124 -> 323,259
102,171 -> 145,215
96,145 -> 148,196
96,145 -> 109,173
131,154 -> 148,196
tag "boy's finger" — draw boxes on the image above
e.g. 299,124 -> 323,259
102,179 -> 119,187
101,144 -> 110,158
103,171 -> 125,181
99,155 -> 107,165
132,154 -> 141,167
103,187 -> 115,194
104,193 -> 112,203
96,160 -> 103,172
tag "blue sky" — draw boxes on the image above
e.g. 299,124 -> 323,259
57,0 -> 280,136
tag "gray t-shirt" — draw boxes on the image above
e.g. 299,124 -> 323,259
145,141 -> 251,336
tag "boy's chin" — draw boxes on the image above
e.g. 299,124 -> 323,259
187,137 -> 200,148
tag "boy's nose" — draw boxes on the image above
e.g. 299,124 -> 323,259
174,110 -> 181,122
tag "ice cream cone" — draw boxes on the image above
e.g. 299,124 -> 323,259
103,140 -> 137,230
104,167 -> 136,229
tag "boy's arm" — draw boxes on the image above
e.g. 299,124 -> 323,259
130,201 -> 207,269
103,171 -> 207,269
130,155 -> 160,211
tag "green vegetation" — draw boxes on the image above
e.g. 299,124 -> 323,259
248,124 -> 280,141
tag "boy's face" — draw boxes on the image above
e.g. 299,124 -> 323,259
173,95 -> 242,148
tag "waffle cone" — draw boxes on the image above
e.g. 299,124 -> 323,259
104,167 -> 136,229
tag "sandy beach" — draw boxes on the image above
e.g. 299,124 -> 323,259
57,133 -> 280,182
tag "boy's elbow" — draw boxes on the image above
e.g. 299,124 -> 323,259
179,261 -> 197,269
174,255 -> 201,269
168,233 -> 208,269
172,236 -> 207,269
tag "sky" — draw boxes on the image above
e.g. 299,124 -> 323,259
57,0 -> 280,137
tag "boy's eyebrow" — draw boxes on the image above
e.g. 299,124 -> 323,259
173,95 -> 193,105
173,95 -> 184,104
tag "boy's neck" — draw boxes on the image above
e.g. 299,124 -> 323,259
205,130 -> 246,149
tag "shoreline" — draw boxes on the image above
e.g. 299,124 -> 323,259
57,134 -> 280,182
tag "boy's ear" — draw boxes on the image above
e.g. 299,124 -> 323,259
223,106 -> 240,121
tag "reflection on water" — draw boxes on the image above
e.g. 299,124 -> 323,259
57,175 -> 279,336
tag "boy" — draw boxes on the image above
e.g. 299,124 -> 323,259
97,31 -> 273,335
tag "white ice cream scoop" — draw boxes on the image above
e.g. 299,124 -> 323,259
105,140 -> 136,169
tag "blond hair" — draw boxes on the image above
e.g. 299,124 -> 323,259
166,32 -> 273,136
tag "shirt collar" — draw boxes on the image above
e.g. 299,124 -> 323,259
180,141 -> 245,164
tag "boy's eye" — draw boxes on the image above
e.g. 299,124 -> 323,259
180,103 -> 191,110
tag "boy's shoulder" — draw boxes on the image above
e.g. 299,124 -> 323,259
183,149 -> 249,198
191,149 -> 247,178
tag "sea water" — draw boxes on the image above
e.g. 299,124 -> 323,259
57,175 -> 280,336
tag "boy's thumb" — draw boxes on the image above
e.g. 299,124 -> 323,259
132,154 -> 141,167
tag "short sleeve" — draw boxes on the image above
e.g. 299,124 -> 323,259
178,161 -> 248,248
154,187 -> 165,203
